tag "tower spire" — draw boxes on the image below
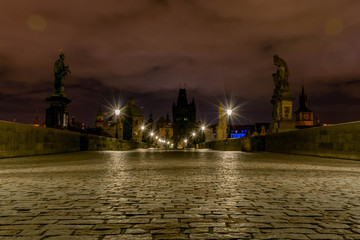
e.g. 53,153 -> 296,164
301,80 -> 305,97
295,83 -> 313,128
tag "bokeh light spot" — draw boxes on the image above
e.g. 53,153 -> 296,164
27,15 -> 47,31
324,19 -> 343,36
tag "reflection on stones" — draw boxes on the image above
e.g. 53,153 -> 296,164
0,150 -> 360,239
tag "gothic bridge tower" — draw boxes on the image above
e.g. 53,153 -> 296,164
172,87 -> 196,147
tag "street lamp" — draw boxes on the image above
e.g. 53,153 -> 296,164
226,109 -> 232,139
115,109 -> 120,139
200,125 -> 206,142
149,131 -> 154,146
192,132 -> 197,147
140,125 -> 145,142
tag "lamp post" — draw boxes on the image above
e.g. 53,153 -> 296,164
201,125 -> 205,142
140,125 -> 145,142
192,132 -> 196,147
115,109 -> 120,139
149,131 -> 154,146
226,109 -> 232,139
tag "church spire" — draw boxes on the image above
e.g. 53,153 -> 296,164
299,83 -> 310,111
295,83 -> 314,128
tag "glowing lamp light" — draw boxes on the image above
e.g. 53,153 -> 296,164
150,132 -> 154,136
227,109 -> 232,116
155,136 -> 158,139
192,132 -> 196,137
201,126 -> 205,131
115,109 -> 120,116
141,126 -> 145,130
184,139 -> 187,143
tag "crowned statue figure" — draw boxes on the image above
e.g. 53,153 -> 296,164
272,55 -> 289,101
269,55 -> 295,133
53,50 -> 71,96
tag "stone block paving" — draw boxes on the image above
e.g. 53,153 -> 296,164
0,150 -> 360,239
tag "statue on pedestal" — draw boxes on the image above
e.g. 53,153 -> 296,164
54,51 -> 71,96
46,51 -> 72,129
269,55 -> 295,133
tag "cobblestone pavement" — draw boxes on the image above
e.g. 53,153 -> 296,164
1,150 -> 360,239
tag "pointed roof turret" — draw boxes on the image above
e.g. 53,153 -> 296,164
97,106 -> 103,116
33,109 -> 40,126
296,84 -> 312,113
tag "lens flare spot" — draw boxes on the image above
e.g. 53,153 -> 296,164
27,15 -> 47,31
324,19 -> 343,36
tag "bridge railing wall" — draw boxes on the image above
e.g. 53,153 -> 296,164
200,121 -> 360,160
0,121 -> 81,158
265,121 -> 360,160
0,120 -> 146,158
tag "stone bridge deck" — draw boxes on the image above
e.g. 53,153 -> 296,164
0,150 -> 360,239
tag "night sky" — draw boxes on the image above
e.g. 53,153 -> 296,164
1,0 -> 359,127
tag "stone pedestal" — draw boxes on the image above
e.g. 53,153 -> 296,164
269,92 -> 296,134
45,95 -> 71,129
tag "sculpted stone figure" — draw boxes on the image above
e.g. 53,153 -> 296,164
269,55 -> 295,132
54,52 -> 71,95
272,55 -> 289,99
271,55 -> 290,121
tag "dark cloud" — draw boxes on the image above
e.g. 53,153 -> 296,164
0,0 -> 359,125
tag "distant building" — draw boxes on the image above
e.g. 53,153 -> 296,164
211,123 -> 270,139
147,113 -> 154,131
33,109 -> 40,127
203,128 -> 214,142
156,114 -> 173,140
229,125 -> 254,138
216,102 -> 227,140
295,85 -> 314,128
69,117 -> 84,130
95,107 -> 104,128
103,115 -> 122,139
172,88 -> 196,146
142,113 -> 155,144
123,98 -> 144,143
254,123 -> 270,135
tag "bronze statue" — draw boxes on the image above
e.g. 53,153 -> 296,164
272,55 -> 289,99
54,51 -> 71,95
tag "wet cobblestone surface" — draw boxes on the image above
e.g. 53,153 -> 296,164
1,149 -> 360,239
